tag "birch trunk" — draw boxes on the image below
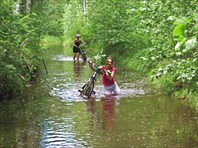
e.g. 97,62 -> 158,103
84,0 -> 88,23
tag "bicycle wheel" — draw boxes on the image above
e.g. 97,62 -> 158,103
84,81 -> 94,98
81,51 -> 87,61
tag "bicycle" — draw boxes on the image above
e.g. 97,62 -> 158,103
78,46 -> 87,62
78,61 -> 99,98
78,61 -> 111,98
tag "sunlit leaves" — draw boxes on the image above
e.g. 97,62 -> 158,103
193,13 -> 198,22
175,36 -> 186,51
93,49 -> 106,64
137,0 -> 198,93
173,24 -> 186,36
174,17 -> 192,25
167,16 -> 175,21
183,37 -> 197,52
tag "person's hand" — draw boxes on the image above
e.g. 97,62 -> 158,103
104,69 -> 111,76
88,60 -> 92,65
88,60 -> 94,67
107,70 -> 111,76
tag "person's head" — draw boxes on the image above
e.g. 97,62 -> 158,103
76,34 -> 80,38
106,57 -> 113,67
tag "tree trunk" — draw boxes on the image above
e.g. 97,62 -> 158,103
84,0 -> 88,23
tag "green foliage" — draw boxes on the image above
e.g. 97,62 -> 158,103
0,1 -> 48,99
31,0 -> 69,36
154,75 -> 175,95
88,0 -> 150,53
0,0 -> 71,99
0,1 -> 34,99
63,0 -> 150,60
135,0 -> 198,95
173,24 -> 186,37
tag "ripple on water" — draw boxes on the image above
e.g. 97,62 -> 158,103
53,55 -> 73,61
40,118 -> 88,148
53,55 -> 85,62
48,82 -> 148,102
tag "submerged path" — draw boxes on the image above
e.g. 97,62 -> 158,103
0,44 -> 197,147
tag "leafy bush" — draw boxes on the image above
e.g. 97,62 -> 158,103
0,1 -> 42,100
133,1 -> 198,95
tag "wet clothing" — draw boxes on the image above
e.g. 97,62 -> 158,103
100,66 -> 116,86
73,47 -> 80,53
104,82 -> 120,95
73,39 -> 82,53
100,66 -> 120,95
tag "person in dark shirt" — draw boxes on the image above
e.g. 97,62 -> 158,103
73,34 -> 86,61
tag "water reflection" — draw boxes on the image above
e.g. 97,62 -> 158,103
85,99 -> 97,133
73,61 -> 81,78
102,96 -> 116,132
84,96 -> 118,133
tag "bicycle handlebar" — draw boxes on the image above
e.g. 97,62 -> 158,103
88,60 -> 111,76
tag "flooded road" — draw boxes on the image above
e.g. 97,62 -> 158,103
0,44 -> 197,148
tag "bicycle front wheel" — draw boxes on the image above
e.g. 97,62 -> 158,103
82,53 -> 87,61
84,81 -> 94,98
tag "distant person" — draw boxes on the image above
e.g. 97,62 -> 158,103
89,57 -> 121,95
73,34 -> 86,61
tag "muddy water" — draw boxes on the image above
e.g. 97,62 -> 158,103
0,44 -> 197,148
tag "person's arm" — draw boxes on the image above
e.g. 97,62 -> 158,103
80,39 -> 86,45
98,65 -> 103,69
106,70 -> 114,81
88,61 -> 97,71
99,66 -> 114,80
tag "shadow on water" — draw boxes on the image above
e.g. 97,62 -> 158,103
0,44 -> 197,148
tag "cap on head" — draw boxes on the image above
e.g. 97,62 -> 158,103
76,34 -> 80,38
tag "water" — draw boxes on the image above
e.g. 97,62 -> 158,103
0,44 -> 197,148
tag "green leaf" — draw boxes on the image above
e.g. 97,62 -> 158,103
6,64 -> 16,70
178,35 -> 185,42
173,24 -> 186,36
175,36 -> 186,51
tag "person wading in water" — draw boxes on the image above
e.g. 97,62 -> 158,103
73,34 -> 86,61
88,56 -> 121,95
